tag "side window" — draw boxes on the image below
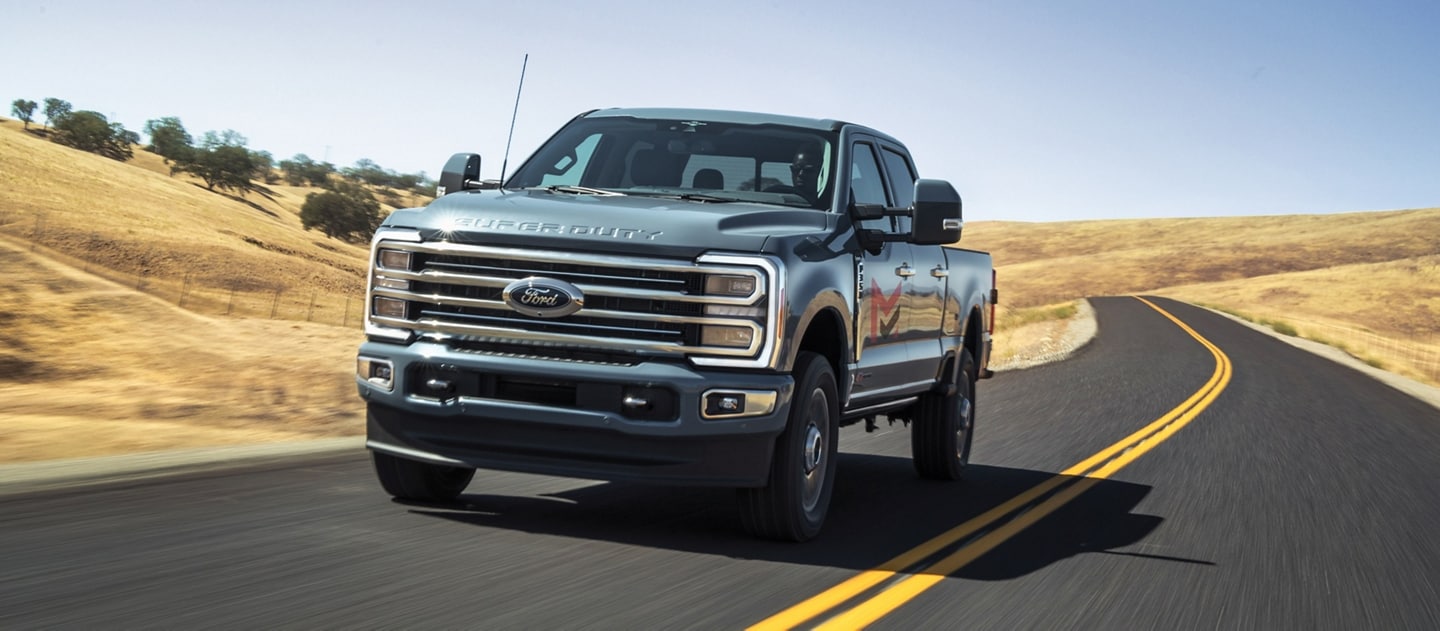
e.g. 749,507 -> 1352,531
881,148 -> 916,208
849,143 -> 889,206
539,133 -> 601,186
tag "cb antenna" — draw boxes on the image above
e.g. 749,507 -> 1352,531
498,53 -> 529,187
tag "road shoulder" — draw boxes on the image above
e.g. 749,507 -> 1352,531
0,436 -> 364,497
1196,305 -> 1440,412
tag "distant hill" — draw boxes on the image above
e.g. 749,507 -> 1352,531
963,207 -> 1440,385
0,118 -> 426,298
967,210 -> 1440,309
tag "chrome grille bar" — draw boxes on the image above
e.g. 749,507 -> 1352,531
367,239 -> 773,363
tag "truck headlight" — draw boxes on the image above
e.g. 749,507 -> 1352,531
704,274 -> 758,297
373,296 -> 408,319
701,325 -> 755,348
378,249 -> 413,270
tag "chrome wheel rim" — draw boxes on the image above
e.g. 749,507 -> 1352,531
800,389 -> 829,512
956,397 -> 973,460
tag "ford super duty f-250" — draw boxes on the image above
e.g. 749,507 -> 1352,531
356,108 -> 996,540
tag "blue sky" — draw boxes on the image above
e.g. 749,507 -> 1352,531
4,0 -> 1437,222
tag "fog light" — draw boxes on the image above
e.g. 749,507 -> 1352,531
703,389 -> 778,419
357,357 -> 394,391
374,296 -> 407,319
705,393 -> 744,417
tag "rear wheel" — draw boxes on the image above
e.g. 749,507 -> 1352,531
738,352 -> 838,541
373,451 -> 475,502
912,349 -> 977,480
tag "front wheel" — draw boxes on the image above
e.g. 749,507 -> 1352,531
738,352 -> 839,542
372,451 -> 475,502
912,349 -> 977,480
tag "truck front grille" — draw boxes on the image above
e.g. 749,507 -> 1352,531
365,239 -> 774,363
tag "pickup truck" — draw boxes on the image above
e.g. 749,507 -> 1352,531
356,108 -> 996,541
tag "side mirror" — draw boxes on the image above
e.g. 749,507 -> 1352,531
909,179 -> 963,245
437,153 -> 481,196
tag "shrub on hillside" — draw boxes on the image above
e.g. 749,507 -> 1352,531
301,181 -> 382,242
172,145 -> 258,195
143,116 -> 195,164
52,110 -> 134,161
279,154 -> 336,187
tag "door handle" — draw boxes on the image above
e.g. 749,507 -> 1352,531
931,266 -> 949,278
895,263 -> 916,278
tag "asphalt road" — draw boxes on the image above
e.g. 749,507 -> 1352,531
2,297 -> 1438,629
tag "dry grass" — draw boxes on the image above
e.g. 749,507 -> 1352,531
0,237 -> 364,463
0,120 -> 416,463
989,301 -> 1086,366
966,211 -> 1440,309
0,118 -> 426,295
962,209 -> 1440,386
1161,257 -> 1440,383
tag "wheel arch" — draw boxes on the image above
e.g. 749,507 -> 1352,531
791,300 -> 849,389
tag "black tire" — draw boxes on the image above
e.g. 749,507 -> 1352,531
738,352 -> 839,542
372,451 -> 475,502
912,349 -> 977,480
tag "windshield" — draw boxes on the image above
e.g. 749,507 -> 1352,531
506,115 -> 838,210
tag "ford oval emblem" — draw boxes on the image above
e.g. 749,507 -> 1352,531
502,277 -> 584,318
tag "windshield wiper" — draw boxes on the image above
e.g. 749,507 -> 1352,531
544,185 -> 625,196
676,193 -> 738,203
623,191 -> 738,203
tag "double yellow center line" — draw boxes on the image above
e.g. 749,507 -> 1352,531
750,297 -> 1234,630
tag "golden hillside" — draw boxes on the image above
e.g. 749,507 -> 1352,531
0,237 -> 363,461
0,119 -> 420,463
968,210 -> 1440,309
0,120 -> 373,295
963,210 -> 1440,384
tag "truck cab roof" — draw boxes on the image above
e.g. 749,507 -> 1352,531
582,108 -> 904,147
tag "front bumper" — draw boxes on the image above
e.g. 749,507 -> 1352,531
357,340 -> 795,487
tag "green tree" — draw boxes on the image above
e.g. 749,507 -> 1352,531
250,149 -> 278,184
342,158 -> 393,187
10,99 -> 37,129
412,173 -> 437,199
279,153 -> 336,187
142,117 -> 194,164
173,144 -> 257,194
278,154 -> 311,185
52,110 -> 133,161
42,98 -> 71,130
390,172 -> 421,191
300,181 -> 382,241
200,129 -> 247,149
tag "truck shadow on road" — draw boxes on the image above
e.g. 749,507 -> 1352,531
407,452 -> 1213,578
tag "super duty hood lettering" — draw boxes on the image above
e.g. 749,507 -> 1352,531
450,217 -> 663,241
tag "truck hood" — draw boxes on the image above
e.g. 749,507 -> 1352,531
382,189 -> 835,258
